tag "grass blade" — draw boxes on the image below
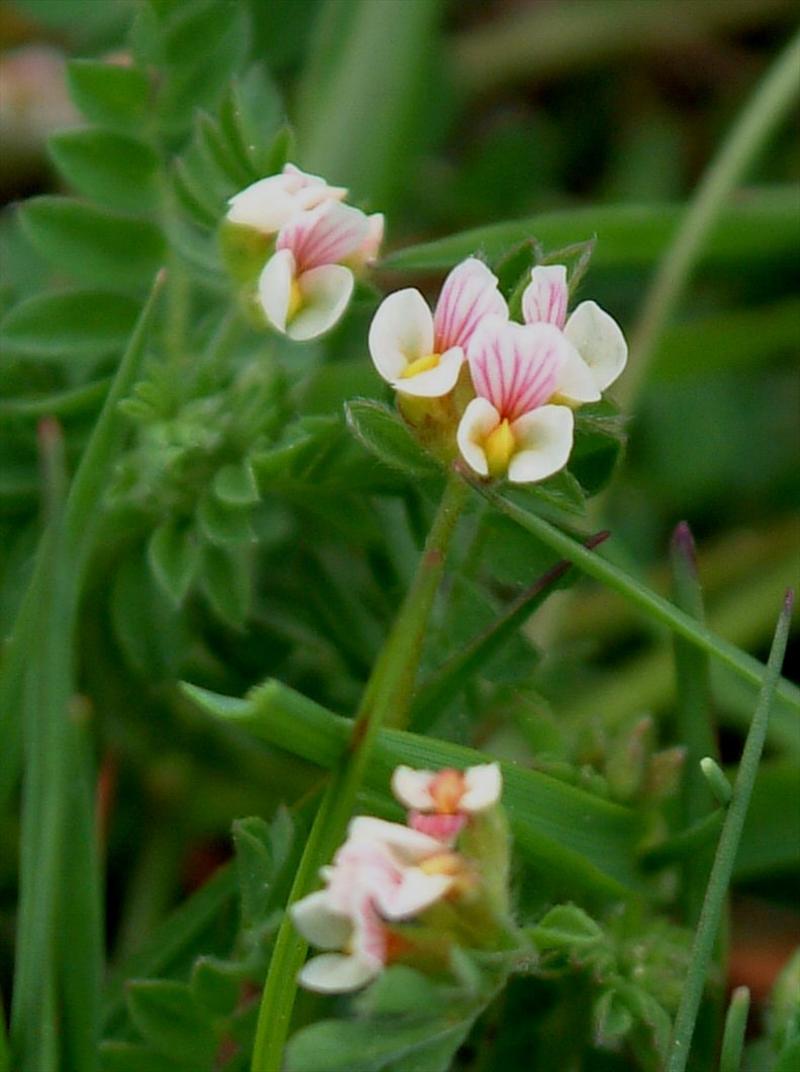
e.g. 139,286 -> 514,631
720,987 -> 750,1072
182,679 -> 642,897
665,591 -> 794,1072
469,480 -> 800,729
10,421 -> 72,1072
0,271 -> 165,814
296,0 -> 442,206
670,523 -> 718,923
381,186 -> 800,272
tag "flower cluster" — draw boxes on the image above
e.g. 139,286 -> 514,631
369,259 -> 627,484
291,762 -> 504,992
224,163 -> 383,341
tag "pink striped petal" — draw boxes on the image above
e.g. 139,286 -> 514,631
467,318 -> 566,422
522,265 -> 569,329
277,201 -> 369,272
433,257 -> 508,353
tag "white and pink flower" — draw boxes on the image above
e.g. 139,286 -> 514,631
291,817 -> 458,992
225,162 -> 347,236
257,200 -> 370,341
522,265 -> 627,398
457,316 -> 578,483
368,257 -> 508,398
392,763 -> 502,842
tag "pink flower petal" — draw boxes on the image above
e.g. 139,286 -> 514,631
522,265 -> 568,329
408,812 -> 467,844
468,317 -> 565,421
433,257 -> 508,353
277,201 -> 369,272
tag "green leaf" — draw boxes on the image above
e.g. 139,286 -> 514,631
103,864 -> 237,1035
197,491 -> 254,546
110,548 -> 185,678
48,128 -> 159,215
220,67 -> 285,176
67,60 -> 151,131
530,905 -> 605,951
201,543 -> 252,628
99,1042 -> 184,1072
125,980 -> 215,1067
213,460 -> 259,505
383,186 -> 800,271
232,816 -> 275,930
190,957 -> 242,1017
19,198 -> 164,291
345,399 -> 441,480
147,519 -> 201,606
157,0 -> 248,138
0,290 -> 141,364
594,988 -> 634,1042
286,967 -> 481,1072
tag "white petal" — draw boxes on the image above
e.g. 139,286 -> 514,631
433,257 -> 508,352
354,212 -> 385,267
456,397 -> 500,478
347,816 -> 442,859
522,265 -> 568,328
507,404 -> 574,484
460,762 -> 502,812
226,176 -> 298,233
565,301 -> 628,391
288,264 -> 354,341
291,891 -> 352,950
257,248 -> 294,334
554,338 -> 601,404
391,766 -> 436,810
368,288 -> 434,384
393,346 -> 463,398
379,869 -> 453,921
298,953 -> 380,993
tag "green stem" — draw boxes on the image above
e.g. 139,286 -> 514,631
469,479 -> 800,721
249,474 -> 467,1072
665,592 -> 793,1072
622,27 -> 800,407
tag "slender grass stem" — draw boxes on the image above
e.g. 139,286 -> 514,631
250,474 -> 468,1072
622,27 -> 800,406
468,479 -> 800,722
665,591 -> 793,1072
670,523 -> 718,923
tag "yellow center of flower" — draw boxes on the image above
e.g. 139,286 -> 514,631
484,419 -> 516,478
287,279 -> 303,322
429,769 -> 466,814
401,353 -> 440,378
419,852 -> 463,877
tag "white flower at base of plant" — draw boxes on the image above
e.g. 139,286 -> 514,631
368,257 -> 508,398
291,817 -> 457,993
457,316 -> 575,483
522,264 -> 627,396
257,201 -> 370,340
225,162 -> 347,235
